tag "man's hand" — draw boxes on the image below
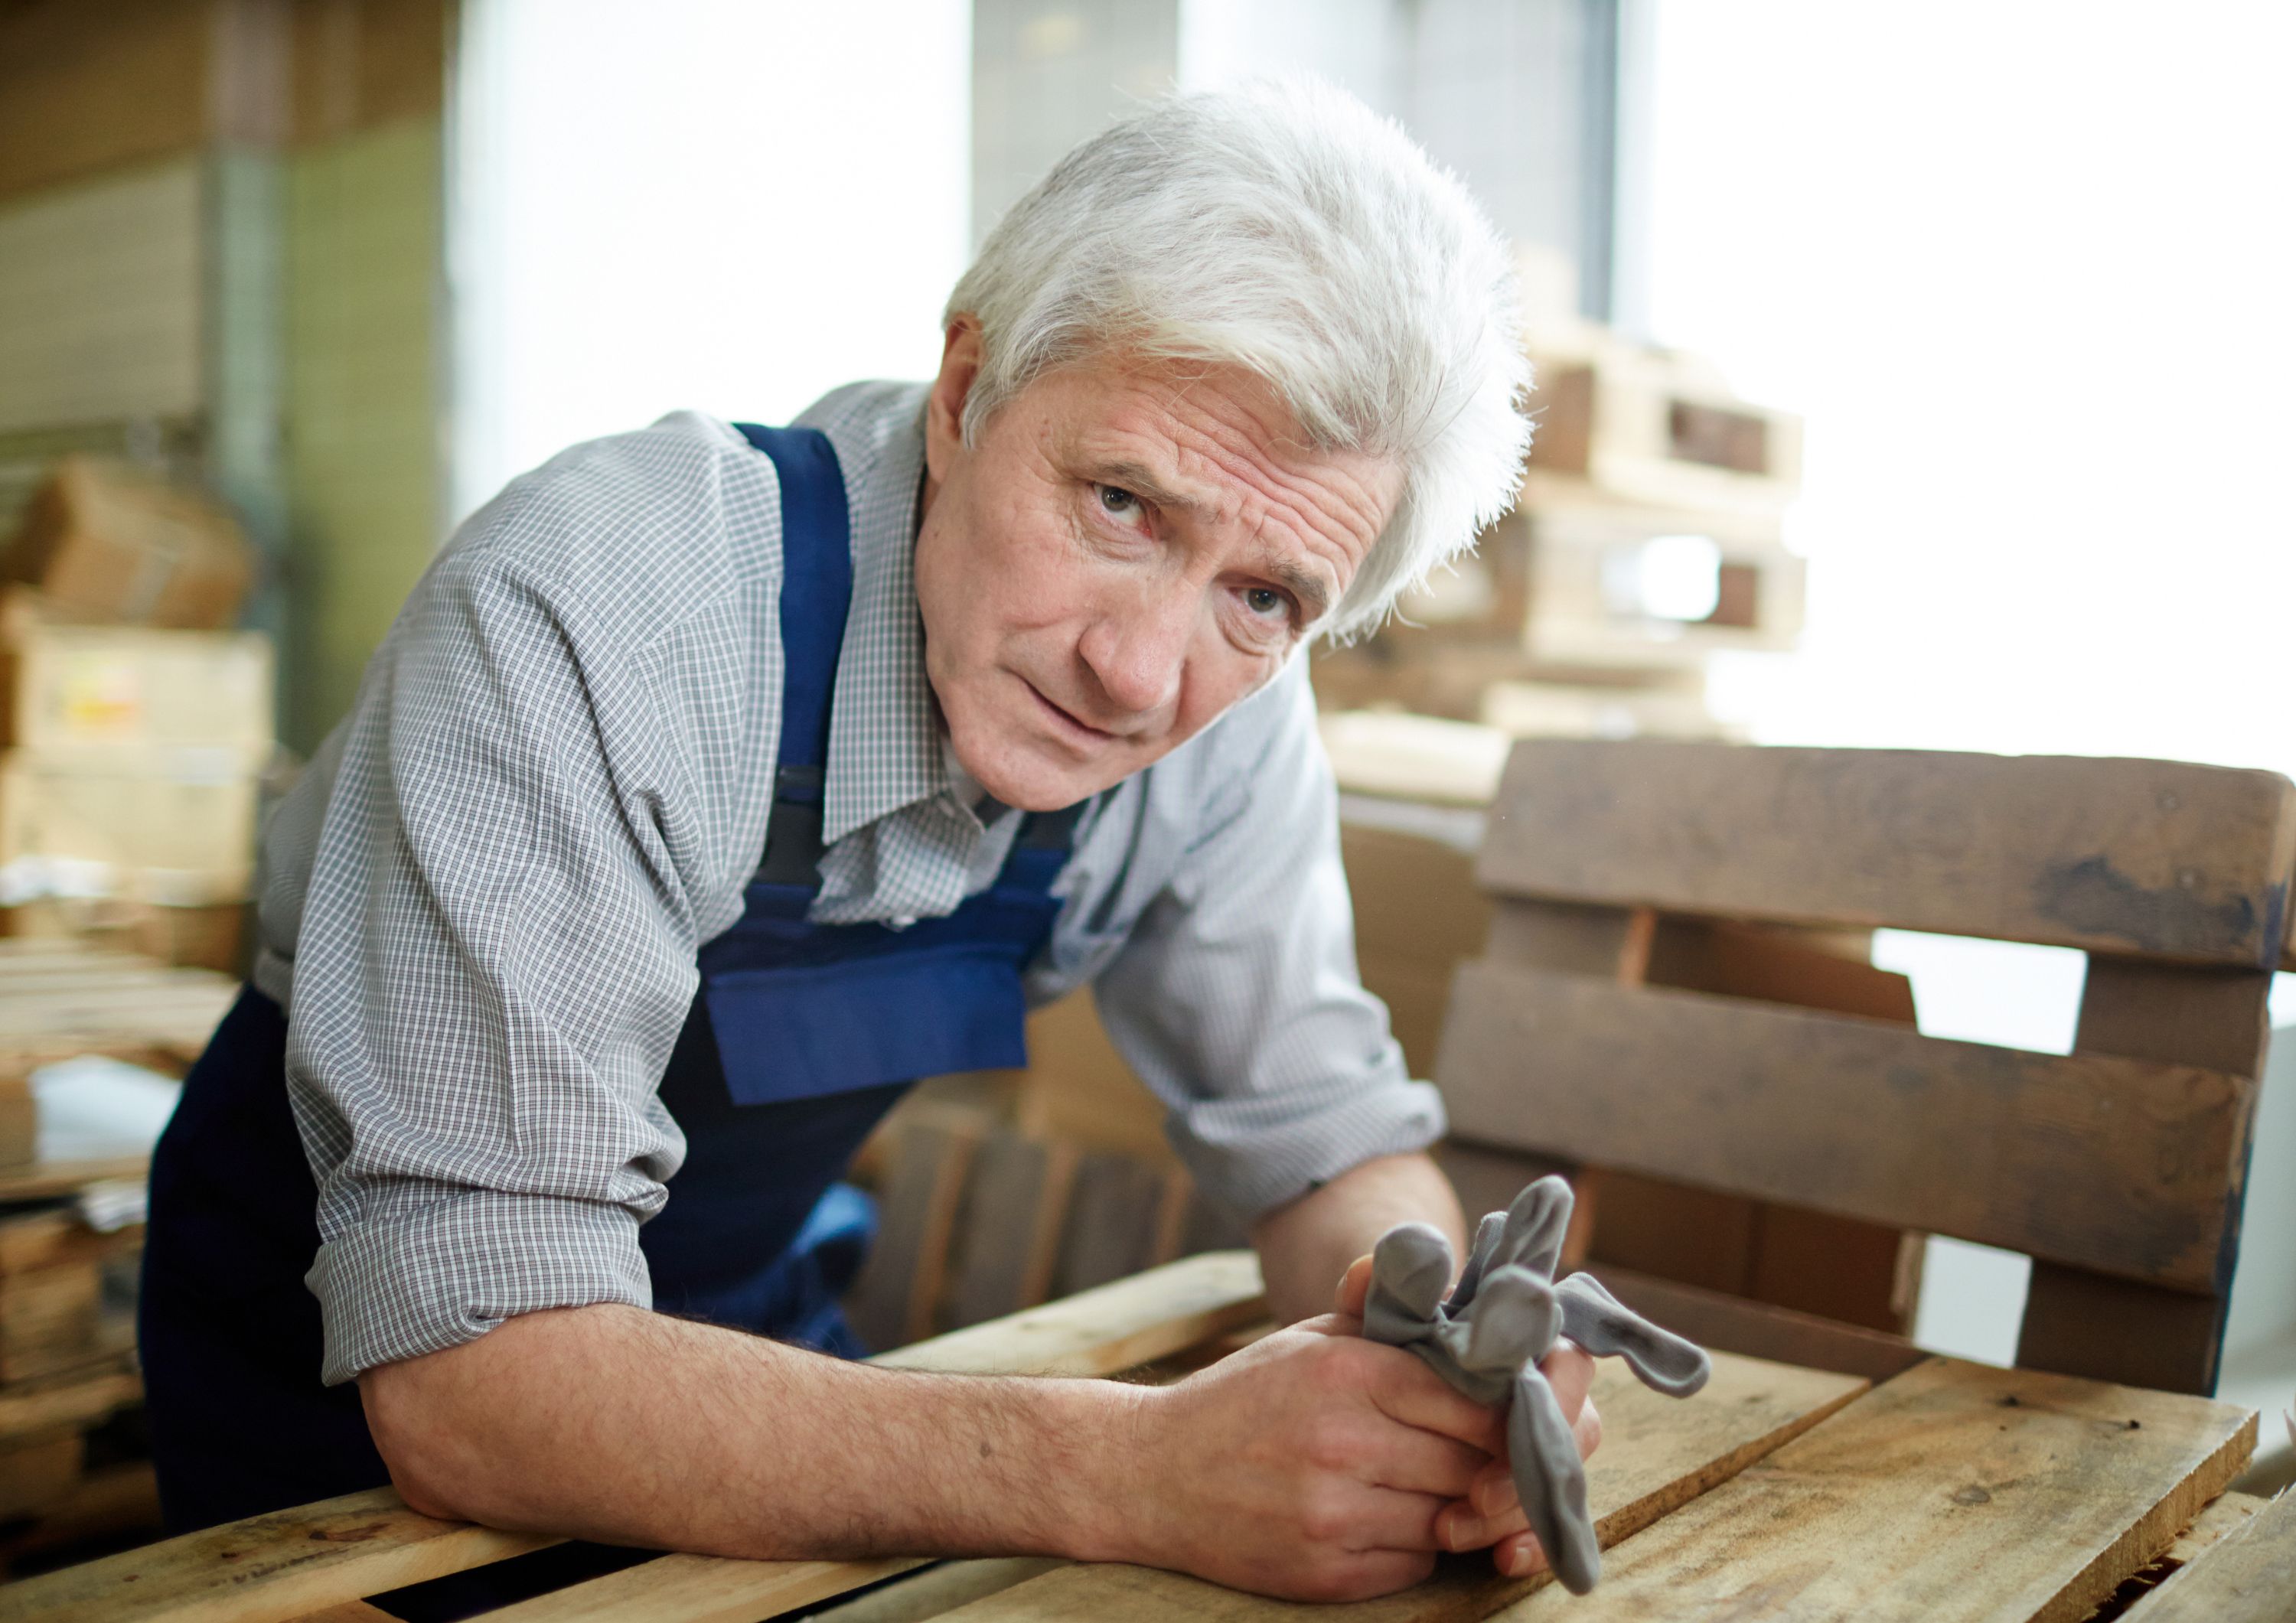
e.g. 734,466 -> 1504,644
1124,1312 -> 1505,1601
1333,1256 -> 1604,1582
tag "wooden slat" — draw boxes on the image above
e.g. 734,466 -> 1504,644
1052,1152 -> 1172,1299
0,1359 -> 139,1443
1492,1358 -> 2258,1623
479,1556 -> 929,1623
872,1250 -> 1266,1378
2017,1268 -> 2232,1397
946,1129 -> 1078,1330
925,1350 -> 1868,1622
845,1113 -> 984,1351
2017,960 -> 2272,1393
0,1489 -> 553,1623
1437,960 -> 2252,1292
1589,1266 -> 1929,1386
0,1157 -> 148,1203
2,1251 -> 1266,1623
2164,1490 -> 2265,1561
801,1557 -> 1064,1622
2125,1487 -> 2294,1621
1477,741 -> 2296,969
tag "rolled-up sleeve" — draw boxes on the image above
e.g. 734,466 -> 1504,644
1090,662 -> 1447,1221
285,542 -> 728,1386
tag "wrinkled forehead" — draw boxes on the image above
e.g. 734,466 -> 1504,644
1027,353 -> 1403,562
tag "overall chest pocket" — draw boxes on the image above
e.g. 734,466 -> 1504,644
700,943 -> 1031,1106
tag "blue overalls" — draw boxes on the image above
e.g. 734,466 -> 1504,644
139,424 -> 1081,1540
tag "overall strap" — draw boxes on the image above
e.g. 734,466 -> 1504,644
735,422 -> 851,885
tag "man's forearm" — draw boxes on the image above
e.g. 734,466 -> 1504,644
362,1303 -> 1140,1561
1250,1151 -> 1466,1324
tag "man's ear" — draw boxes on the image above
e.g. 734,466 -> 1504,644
924,317 -> 985,484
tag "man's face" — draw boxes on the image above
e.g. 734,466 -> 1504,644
915,321 -> 1401,811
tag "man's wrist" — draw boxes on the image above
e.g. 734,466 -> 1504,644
1042,1377 -> 1162,1567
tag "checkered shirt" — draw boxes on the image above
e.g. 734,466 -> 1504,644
253,380 -> 1444,1386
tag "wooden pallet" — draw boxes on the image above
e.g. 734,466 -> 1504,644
0,937 -> 233,1168
843,1102 -> 1244,1352
1527,339 -> 1804,517
1,1247 -> 2265,1621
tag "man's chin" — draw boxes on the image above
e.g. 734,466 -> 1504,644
958,722 -> 1138,812
972,748 -> 1116,813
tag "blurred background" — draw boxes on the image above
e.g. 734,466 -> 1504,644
0,0 -> 2289,1567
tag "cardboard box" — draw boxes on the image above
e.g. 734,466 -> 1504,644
0,753 -> 258,907
0,595 -> 272,767
2,458 -> 255,631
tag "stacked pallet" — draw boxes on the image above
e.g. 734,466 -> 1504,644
0,1209 -> 140,1532
1312,246 -> 1803,741
0,459 -> 274,974
0,938 -> 234,1568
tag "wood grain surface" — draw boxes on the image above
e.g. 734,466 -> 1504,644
2122,1484 -> 2296,1621
926,1351 -> 1868,1623
0,1488 -> 554,1623
1438,960 -> 2252,1292
1,1252 -> 1267,1623
1492,1358 -> 2258,1623
1476,741 -> 2296,969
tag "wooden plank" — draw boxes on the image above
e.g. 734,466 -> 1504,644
925,1350 -> 1868,1622
1644,917 -> 1916,1023
1438,960 -> 2252,1292
3,1251 -> 1266,1623
2017,1266 -> 2231,1397
803,1557 -> 1064,1622
1492,1357 -> 2258,1623
1623,918 -> 1918,1332
0,1360 -> 140,1444
1052,1152 -> 1171,1299
479,1556 -> 930,1623
873,1250 -> 1267,1378
2018,960 -> 2272,1393
2073,959 -> 2276,1076
2164,1490 -> 2265,1561
1588,1266 -> 1929,1386
1477,741 -> 2296,970
0,1488 -> 553,1623
0,1157 -> 148,1204
946,1129 -> 1078,1330
2124,1488 -> 2294,1621
844,1113 -> 984,1351
1485,898 -> 1652,980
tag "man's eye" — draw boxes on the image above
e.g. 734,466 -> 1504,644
1097,485 -> 1141,517
1244,587 -> 1290,619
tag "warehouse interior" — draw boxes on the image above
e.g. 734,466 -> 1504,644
0,1 -> 2291,1613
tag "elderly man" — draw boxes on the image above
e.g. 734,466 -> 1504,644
139,80 -> 1598,1602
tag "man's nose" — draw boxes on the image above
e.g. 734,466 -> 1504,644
1077,588 -> 1195,719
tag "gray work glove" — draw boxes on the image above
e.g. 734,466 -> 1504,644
1359,1175 -> 1710,1595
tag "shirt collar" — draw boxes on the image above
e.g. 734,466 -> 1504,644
792,380 -> 950,845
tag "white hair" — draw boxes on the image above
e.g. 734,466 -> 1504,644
945,77 -> 1532,641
